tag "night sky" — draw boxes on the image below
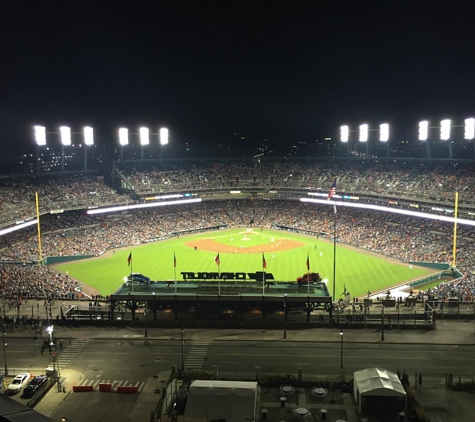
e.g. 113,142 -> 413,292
2,1 -> 475,158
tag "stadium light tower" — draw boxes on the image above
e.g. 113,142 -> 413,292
139,127 -> 150,159
379,123 -> 390,157
340,125 -> 350,156
418,120 -> 431,159
464,118 -> 475,159
359,124 -> 369,156
34,125 -> 47,174
118,128 -> 129,160
60,126 -> 71,172
160,127 -> 169,159
440,119 -> 453,159
83,126 -> 94,171
340,125 -> 349,143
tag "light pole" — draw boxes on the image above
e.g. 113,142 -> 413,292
340,329 -> 344,379
46,325 -> 60,378
381,306 -> 385,341
181,328 -> 185,372
283,294 -> 287,339
3,331 -> 7,376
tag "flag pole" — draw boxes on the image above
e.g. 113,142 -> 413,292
174,251 -> 177,295
130,254 -> 134,294
307,252 -> 310,296
262,254 -> 266,296
452,191 -> 459,268
332,205 -> 337,302
217,252 -> 221,296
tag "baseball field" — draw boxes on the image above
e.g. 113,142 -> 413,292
55,228 -> 434,297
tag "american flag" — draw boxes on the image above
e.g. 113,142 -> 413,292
215,252 -> 220,266
173,252 -> 176,268
127,252 -> 132,267
327,179 -> 337,200
306,253 -> 310,270
262,253 -> 267,269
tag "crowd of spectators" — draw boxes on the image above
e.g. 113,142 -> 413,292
117,159 -> 475,207
0,174 -> 126,227
2,159 -> 475,229
0,199 -> 474,301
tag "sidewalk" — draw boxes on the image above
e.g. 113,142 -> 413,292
3,314 -> 475,346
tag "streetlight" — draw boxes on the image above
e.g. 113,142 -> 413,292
340,329 -> 344,379
3,331 -> 7,376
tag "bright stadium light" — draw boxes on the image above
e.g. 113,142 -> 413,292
299,197 -> 475,228
340,125 -> 349,143
119,128 -> 129,146
160,127 -> 169,145
359,124 -> 368,142
34,126 -> 47,146
418,121 -> 429,141
60,126 -> 71,146
440,119 -> 451,140
140,127 -> 150,146
87,197 -> 202,215
464,118 -> 475,140
84,126 -> 94,146
379,123 -> 389,142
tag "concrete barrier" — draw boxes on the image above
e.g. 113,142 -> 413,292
73,385 -> 94,392
99,383 -> 112,392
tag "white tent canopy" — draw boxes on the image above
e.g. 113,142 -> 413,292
184,380 -> 258,422
353,367 -> 407,410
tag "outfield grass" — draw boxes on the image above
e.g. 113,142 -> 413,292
55,228 -> 434,297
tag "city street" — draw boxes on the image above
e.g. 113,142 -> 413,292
1,322 -> 475,421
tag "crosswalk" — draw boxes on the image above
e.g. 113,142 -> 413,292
79,379 -> 146,391
184,340 -> 210,370
53,339 -> 90,369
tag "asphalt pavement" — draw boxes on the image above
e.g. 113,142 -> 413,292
2,299 -> 475,422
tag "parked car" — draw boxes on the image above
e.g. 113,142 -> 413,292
22,375 -> 48,398
7,373 -> 31,394
297,272 -> 322,285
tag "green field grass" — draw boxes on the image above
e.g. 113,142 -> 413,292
55,228 -> 434,297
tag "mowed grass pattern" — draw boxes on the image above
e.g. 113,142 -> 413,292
55,228 -> 433,297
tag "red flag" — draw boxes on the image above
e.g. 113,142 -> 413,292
173,252 -> 177,268
327,179 -> 337,200
262,253 -> 267,269
306,253 -> 310,270
215,252 -> 220,266
127,252 -> 132,267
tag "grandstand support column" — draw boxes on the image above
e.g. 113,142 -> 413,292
386,141 -> 390,158
365,141 -> 369,157
448,140 -> 454,159
426,139 -> 432,159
